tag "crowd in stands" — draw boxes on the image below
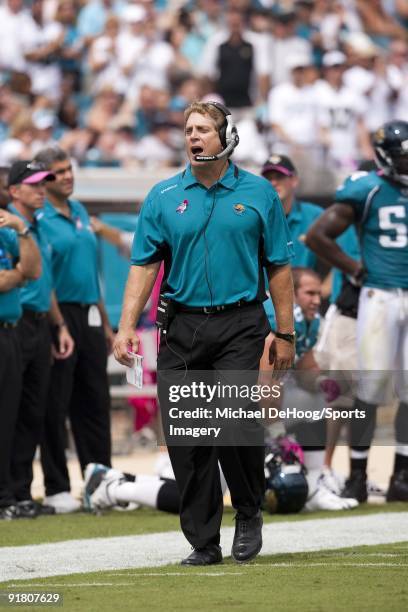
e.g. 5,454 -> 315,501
0,0 -> 408,175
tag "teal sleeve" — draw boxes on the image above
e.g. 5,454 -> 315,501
262,190 -> 294,266
131,191 -> 165,265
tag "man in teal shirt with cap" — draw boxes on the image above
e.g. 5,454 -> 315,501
0,201 -> 41,519
114,101 -> 295,566
6,160 -> 74,517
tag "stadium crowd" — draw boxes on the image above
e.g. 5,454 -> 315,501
0,0 -> 408,174
0,0 -> 408,526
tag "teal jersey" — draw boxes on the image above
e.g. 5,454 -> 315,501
8,204 -> 53,312
131,163 -> 293,307
335,170 -> 408,289
330,224 -> 361,303
0,228 -> 21,323
287,200 -> 323,269
37,199 -> 100,304
264,300 -> 320,359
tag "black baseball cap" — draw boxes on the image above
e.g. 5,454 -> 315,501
8,160 -> 55,187
261,154 -> 297,177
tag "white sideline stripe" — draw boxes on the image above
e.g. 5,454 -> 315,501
1,512 -> 407,583
5,563 -> 408,588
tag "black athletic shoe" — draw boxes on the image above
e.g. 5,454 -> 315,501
16,500 -> 38,518
231,510 -> 263,563
341,470 -> 368,503
0,505 -> 22,520
17,500 -> 56,517
181,544 -> 223,566
386,469 -> 408,502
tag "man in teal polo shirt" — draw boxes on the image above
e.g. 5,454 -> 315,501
114,101 -> 295,566
261,154 -> 323,269
0,204 -> 41,519
33,146 -> 113,514
6,160 -> 75,517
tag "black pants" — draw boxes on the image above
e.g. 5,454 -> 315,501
11,313 -> 52,501
41,304 -> 111,496
158,303 -> 269,549
0,327 -> 21,507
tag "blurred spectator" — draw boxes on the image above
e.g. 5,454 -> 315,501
55,0 -> 84,91
388,38 -> 408,120
88,14 -> 127,94
21,0 -> 64,102
315,50 -> 372,172
198,7 -> 269,110
116,4 -> 147,86
32,109 -> 59,153
85,86 -> 123,134
131,117 -> 181,167
83,129 -> 121,167
0,86 -> 27,142
295,0 -> 325,64
127,13 -> 176,99
77,0 -> 125,40
355,0 -> 407,48
267,53 -> 320,155
268,6 -> 313,86
319,0 -> 362,51
0,114 -> 36,166
343,32 -> 396,132
0,0 -> 31,73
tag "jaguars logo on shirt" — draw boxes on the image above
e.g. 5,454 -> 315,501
233,204 -> 246,215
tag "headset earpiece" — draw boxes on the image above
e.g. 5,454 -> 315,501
194,101 -> 239,162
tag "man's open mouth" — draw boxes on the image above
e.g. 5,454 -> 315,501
191,146 -> 203,155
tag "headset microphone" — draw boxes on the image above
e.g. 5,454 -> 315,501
195,139 -> 238,162
194,101 -> 240,163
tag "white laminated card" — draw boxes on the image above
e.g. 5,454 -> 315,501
126,353 -> 144,389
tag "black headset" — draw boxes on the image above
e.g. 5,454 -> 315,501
194,101 -> 240,162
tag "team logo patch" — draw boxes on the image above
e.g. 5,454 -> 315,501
233,203 -> 246,215
268,154 -> 282,165
176,199 -> 188,214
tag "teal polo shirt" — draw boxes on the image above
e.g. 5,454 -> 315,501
37,199 -> 100,304
131,163 -> 293,307
8,204 -> 53,313
287,200 -> 323,269
0,227 -> 21,323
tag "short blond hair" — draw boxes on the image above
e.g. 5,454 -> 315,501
183,101 -> 225,133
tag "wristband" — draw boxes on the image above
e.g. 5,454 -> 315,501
17,227 -> 30,238
275,331 -> 296,344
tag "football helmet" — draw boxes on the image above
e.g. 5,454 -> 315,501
373,120 -> 408,186
263,436 -> 308,514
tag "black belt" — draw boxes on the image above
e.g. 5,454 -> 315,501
59,302 -> 92,309
174,299 -> 259,315
337,306 -> 358,319
23,309 -> 48,321
0,321 -> 17,329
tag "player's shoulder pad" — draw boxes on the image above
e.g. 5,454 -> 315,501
335,170 -> 381,205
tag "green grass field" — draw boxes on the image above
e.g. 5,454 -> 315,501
0,502 -> 407,548
1,504 -> 407,611
2,542 -> 407,612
